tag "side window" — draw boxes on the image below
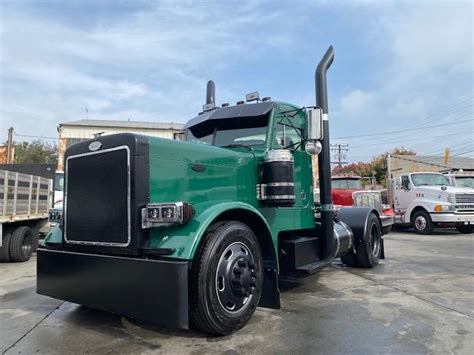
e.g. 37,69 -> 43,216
401,176 -> 410,190
275,124 -> 303,150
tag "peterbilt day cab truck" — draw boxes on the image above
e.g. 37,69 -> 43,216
391,172 -> 474,234
38,47 -> 386,335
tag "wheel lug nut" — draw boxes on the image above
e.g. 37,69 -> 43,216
250,286 -> 255,294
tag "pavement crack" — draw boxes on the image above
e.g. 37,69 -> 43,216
2,302 -> 64,355
340,268 -> 474,319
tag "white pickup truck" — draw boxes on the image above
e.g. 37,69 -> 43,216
391,172 -> 474,234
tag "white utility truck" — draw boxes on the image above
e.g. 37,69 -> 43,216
391,172 -> 474,234
0,169 -> 52,262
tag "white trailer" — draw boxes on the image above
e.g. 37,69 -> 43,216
390,172 -> 474,234
0,169 -> 52,262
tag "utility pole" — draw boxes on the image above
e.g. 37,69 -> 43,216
6,127 -> 13,163
330,143 -> 349,168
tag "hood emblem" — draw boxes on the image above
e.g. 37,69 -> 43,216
88,141 -> 102,151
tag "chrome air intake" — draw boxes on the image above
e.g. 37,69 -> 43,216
258,150 -> 295,206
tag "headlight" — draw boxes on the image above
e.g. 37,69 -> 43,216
434,204 -> 453,212
141,202 -> 194,228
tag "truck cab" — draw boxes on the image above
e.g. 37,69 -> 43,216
392,172 -> 474,234
331,175 -> 394,233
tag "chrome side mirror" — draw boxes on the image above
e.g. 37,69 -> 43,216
307,107 -> 323,141
306,107 -> 323,155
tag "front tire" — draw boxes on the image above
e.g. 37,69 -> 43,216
190,221 -> 263,335
412,210 -> 434,235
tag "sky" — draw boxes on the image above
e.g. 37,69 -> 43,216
0,0 -> 473,162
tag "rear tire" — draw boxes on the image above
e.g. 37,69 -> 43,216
341,213 -> 382,268
456,225 -> 473,234
0,230 -> 12,262
411,210 -> 433,235
9,226 -> 33,262
190,221 -> 263,335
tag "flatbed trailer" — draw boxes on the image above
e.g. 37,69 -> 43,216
0,169 -> 52,262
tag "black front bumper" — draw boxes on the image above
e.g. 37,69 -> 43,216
37,249 -> 189,329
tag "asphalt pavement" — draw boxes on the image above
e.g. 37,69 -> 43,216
1,229 -> 473,354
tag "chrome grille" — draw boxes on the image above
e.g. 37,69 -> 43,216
352,191 -> 382,212
455,194 -> 474,204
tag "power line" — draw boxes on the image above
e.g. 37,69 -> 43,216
334,118 -> 473,140
13,132 -> 59,140
347,130 -> 471,149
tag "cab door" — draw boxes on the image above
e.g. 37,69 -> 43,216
394,175 -> 413,222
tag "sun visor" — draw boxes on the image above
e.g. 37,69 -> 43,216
184,102 -> 276,130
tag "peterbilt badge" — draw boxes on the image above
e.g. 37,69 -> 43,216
88,141 -> 102,151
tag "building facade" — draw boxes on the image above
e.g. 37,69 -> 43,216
57,119 -> 184,171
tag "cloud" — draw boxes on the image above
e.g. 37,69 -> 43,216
339,89 -> 376,118
0,0 -> 472,164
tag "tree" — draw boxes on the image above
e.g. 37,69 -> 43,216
333,147 -> 416,186
332,162 -> 373,177
371,147 -> 416,185
13,140 -> 58,164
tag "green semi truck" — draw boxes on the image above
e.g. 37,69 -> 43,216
37,46 -> 385,335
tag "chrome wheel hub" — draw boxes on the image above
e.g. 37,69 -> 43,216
215,242 -> 257,313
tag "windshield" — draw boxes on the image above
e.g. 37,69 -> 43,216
54,172 -> 64,191
411,173 -> 451,186
332,179 -> 362,189
186,116 -> 268,147
455,177 -> 474,188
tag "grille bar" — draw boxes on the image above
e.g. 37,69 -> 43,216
455,194 -> 474,204
64,146 -> 131,247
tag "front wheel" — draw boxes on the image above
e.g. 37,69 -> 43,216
412,210 -> 434,235
190,221 -> 263,335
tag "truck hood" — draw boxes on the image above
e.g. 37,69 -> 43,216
417,186 -> 474,194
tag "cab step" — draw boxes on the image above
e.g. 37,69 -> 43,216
295,260 -> 332,275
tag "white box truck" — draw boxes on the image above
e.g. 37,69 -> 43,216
0,169 -> 52,262
391,172 -> 474,234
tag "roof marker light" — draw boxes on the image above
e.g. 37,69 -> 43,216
246,91 -> 259,102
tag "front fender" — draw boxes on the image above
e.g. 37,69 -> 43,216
149,201 -> 273,261
405,199 -> 437,223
